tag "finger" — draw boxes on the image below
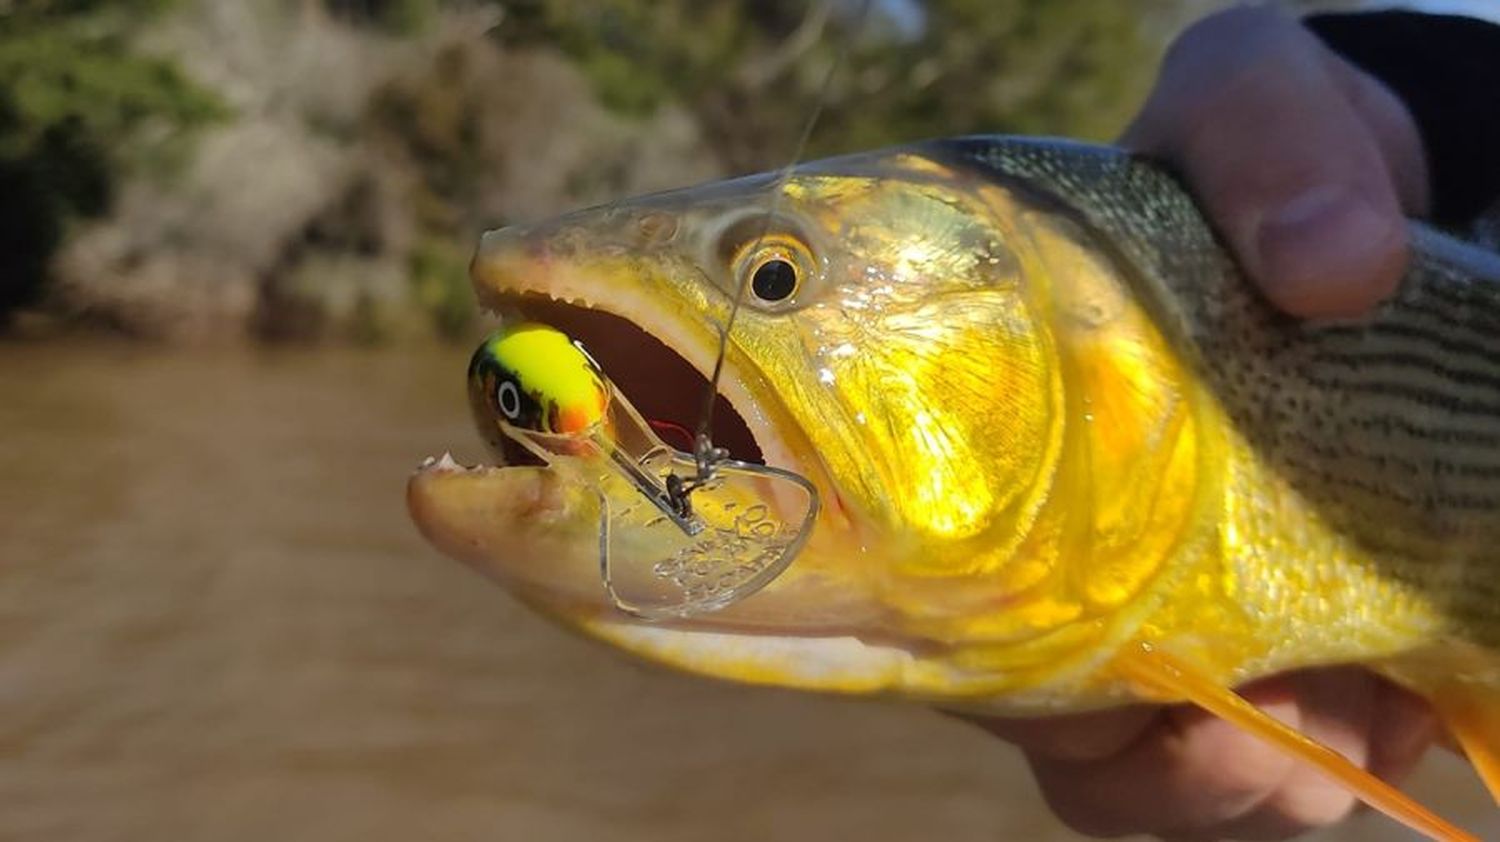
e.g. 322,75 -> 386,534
1179,669 -> 1434,841
1022,678 -> 1304,838
1121,7 -> 1422,318
1366,677 -> 1437,783
958,705 -> 1158,763
1208,669 -> 1376,840
1317,49 -> 1430,216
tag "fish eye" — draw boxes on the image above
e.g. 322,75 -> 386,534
729,233 -> 816,308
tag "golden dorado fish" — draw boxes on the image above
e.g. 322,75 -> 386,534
407,137 -> 1500,840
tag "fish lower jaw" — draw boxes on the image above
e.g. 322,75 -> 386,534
573,617 -> 1126,709
578,617 -> 920,694
408,458 -> 1028,700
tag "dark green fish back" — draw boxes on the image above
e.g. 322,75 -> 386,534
1473,200 -> 1500,250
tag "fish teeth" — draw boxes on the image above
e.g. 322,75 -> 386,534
481,290 -> 585,317
415,452 -> 472,474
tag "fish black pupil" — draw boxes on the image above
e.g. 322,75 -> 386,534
751,258 -> 798,302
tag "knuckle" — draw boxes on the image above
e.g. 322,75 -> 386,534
1183,730 -> 1298,802
1202,750 -> 1296,802
1269,787 -> 1360,831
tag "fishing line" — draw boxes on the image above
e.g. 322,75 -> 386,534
682,0 -> 874,497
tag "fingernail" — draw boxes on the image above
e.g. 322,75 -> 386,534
1254,186 -> 1404,316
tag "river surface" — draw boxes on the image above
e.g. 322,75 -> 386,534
1,341 -> 1490,841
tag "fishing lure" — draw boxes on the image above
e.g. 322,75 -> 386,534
468,321 -> 819,620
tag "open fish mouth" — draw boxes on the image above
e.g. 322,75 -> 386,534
410,222 -> 838,619
447,279 -> 830,620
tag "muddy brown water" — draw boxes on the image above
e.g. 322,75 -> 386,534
1,341 -> 1491,841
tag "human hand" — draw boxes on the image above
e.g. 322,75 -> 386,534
972,8 -> 1440,840
1122,5 -> 1429,318
971,669 -> 1435,840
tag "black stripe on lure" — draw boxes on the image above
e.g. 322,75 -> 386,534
467,321 -> 820,621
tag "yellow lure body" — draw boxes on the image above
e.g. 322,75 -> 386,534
472,323 -> 609,437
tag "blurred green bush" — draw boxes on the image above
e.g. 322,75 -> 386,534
325,0 -> 438,34
0,0 -> 226,321
499,0 -> 1175,170
0,0 -> 1183,339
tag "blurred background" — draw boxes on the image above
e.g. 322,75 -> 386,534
1,1 -> 1493,840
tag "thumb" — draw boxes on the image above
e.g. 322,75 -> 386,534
1122,8 -> 1428,318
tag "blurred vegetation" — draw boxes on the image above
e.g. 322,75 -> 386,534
0,0 -> 1187,339
408,236 -> 476,340
325,0 -> 437,34
0,0 -> 226,321
501,0 -> 1176,171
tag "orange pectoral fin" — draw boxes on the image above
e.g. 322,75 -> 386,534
1113,642 -> 1478,842
1429,686 -> 1500,805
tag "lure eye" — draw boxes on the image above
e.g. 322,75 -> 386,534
496,379 -> 522,421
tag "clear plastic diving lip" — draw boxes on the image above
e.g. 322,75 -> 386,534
497,347 -> 819,621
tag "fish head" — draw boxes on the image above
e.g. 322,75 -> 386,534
409,141 -> 1199,706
